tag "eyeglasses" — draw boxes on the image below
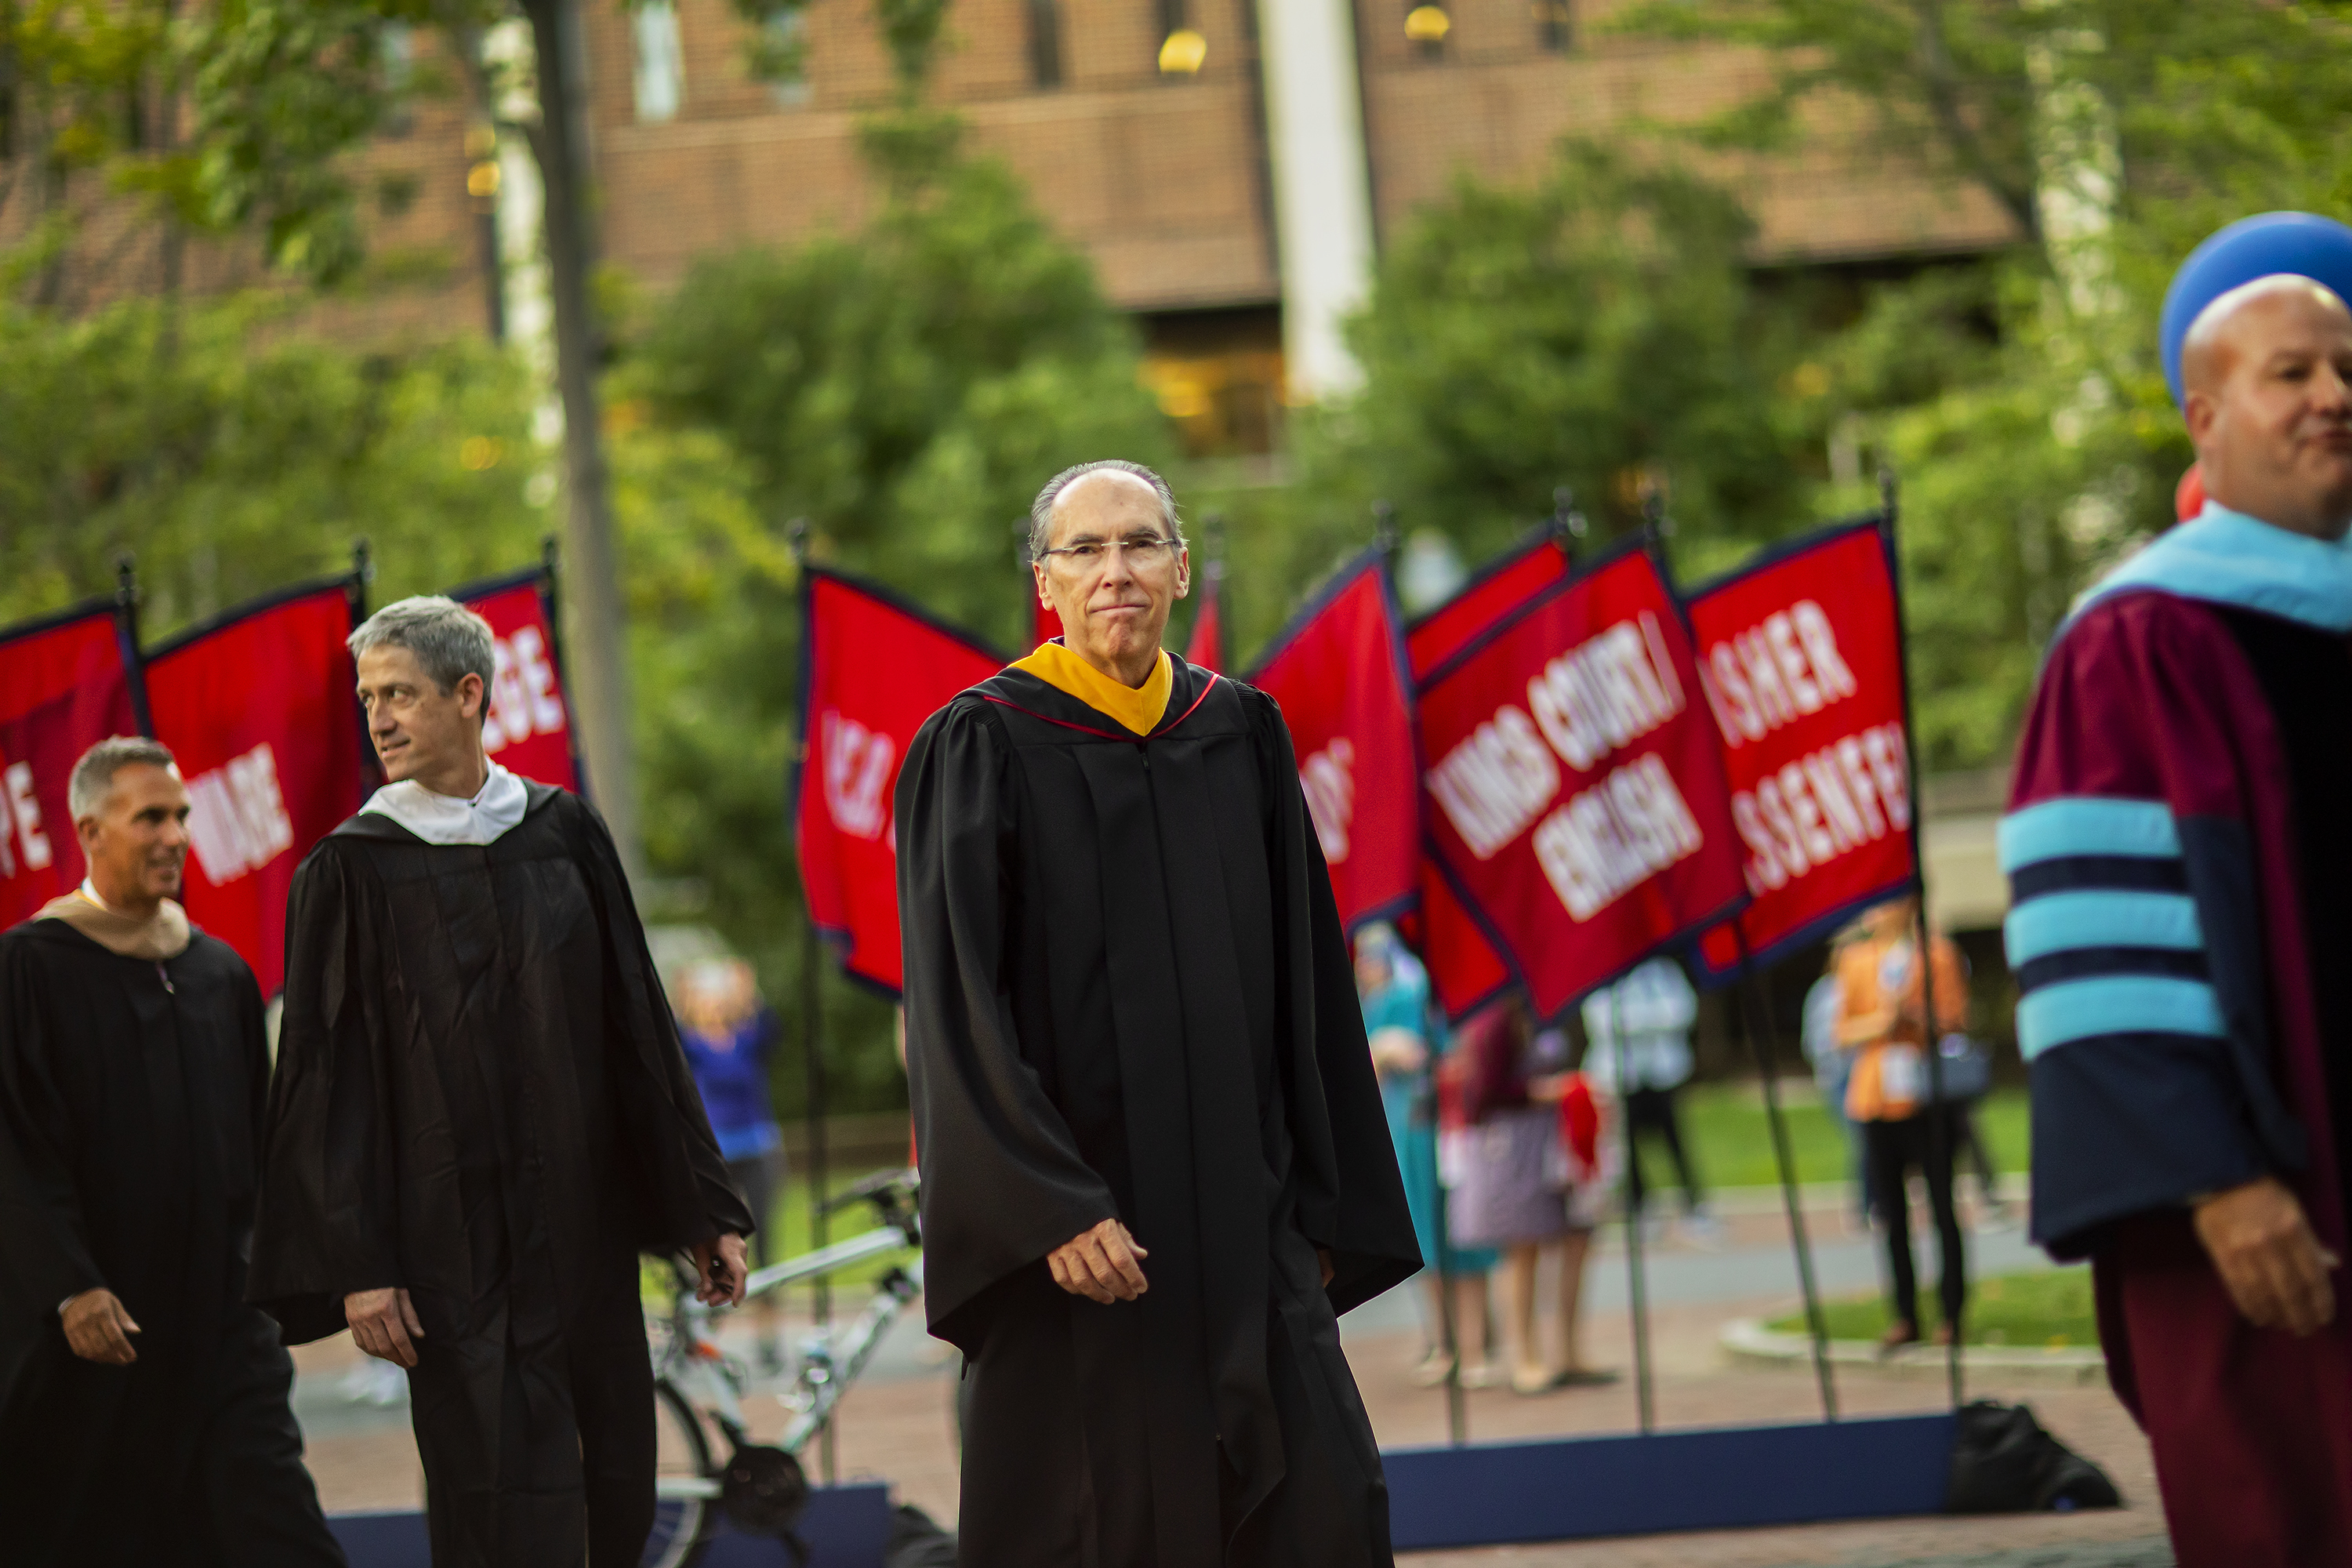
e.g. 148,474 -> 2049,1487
1036,535 -> 1179,568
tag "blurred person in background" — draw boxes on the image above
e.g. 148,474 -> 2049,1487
679,957 -> 788,1372
1838,895 -> 1970,1348
1450,998 -> 1582,1396
1550,1058 -> 1619,1388
0,739 -> 346,1568
1804,931 -> 1870,1233
1583,956 -> 1722,1247
1356,924 -> 1498,1387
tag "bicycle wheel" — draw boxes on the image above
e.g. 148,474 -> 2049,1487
644,1378 -> 722,1568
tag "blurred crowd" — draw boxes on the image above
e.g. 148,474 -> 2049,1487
1357,892 -> 2013,1375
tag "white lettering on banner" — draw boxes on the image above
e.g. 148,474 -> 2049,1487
1530,753 -> 1704,920
185,743 -> 295,886
1299,738 -> 1356,863
1430,706 -> 1559,859
821,711 -> 895,840
0,761 -> 49,877
1523,612 -> 1686,771
483,628 -> 568,753
1729,721 -> 1911,894
1699,600 -> 1860,748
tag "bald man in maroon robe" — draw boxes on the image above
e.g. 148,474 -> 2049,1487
2002,226 -> 2352,1564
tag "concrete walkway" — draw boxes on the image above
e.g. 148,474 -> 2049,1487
289,1188 -> 2172,1566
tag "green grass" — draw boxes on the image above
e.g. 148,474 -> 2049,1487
1672,1083 -> 2028,1192
641,1165 -> 910,1308
1766,1267 -> 2099,1348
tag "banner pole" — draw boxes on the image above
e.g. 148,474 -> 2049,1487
1878,469 -> 1964,1409
787,519 -> 837,1484
1431,1081 -> 1468,1447
1730,929 -> 1838,1420
114,554 -> 154,737
1610,978 -> 1657,1434
540,533 -> 590,801
1549,486 -> 1588,554
540,533 -> 572,688
350,539 -> 379,797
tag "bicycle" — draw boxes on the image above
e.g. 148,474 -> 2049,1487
641,1168 -> 925,1568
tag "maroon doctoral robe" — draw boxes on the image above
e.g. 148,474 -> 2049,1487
2002,506 -> 2352,1565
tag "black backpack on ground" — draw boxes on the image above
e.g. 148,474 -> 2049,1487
1946,1399 -> 2124,1514
887,1502 -> 959,1568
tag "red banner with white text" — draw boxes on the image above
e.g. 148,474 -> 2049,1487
1417,544 -> 1745,1020
0,604 -> 143,928
797,569 -> 1006,996
1248,549 -> 1416,934
455,572 -> 581,793
1403,534 -> 1573,1019
1690,519 -> 1915,977
144,583 -> 369,995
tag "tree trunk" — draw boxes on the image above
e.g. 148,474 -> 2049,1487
521,0 -> 641,878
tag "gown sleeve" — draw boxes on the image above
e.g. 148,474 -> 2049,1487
895,699 -> 1120,1348
2003,597 -> 2285,1260
0,938 -> 107,1322
568,796 -> 757,1247
1247,686 -> 1422,1313
247,843 -> 402,1342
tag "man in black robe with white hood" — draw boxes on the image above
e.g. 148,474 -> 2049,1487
0,738 -> 346,1567
898,460 -> 1421,1567
247,595 -> 754,1568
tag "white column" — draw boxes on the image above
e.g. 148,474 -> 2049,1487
1255,0 -> 1377,401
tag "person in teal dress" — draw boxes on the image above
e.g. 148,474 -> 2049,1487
1356,924 -> 1498,1386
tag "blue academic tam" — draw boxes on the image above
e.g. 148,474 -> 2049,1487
2161,211 -> 2352,405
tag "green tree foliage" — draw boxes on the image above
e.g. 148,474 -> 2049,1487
0,292 -> 543,633
1613,0 -> 2352,768
1259,142 -> 1817,611
631,150 -> 1173,651
613,138 -> 1171,1112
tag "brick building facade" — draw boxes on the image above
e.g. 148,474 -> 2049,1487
7,1 -> 2019,452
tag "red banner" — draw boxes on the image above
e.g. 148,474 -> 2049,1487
0,604 -> 142,928
1185,560 -> 1225,673
1248,550 -> 1415,933
1406,533 -> 1572,681
145,583 -> 368,996
1690,519 -> 1915,976
455,572 -> 580,793
1403,535 -> 1572,1019
1417,544 -> 1744,1020
797,569 -> 1006,995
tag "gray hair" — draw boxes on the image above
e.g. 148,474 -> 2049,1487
1028,460 -> 1185,561
69,736 -> 177,822
348,595 -> 495,695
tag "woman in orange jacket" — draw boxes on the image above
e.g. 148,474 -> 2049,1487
1838,895 -> 1971,1348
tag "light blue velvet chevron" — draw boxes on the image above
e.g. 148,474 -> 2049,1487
2015,975 -> 2227,1061
2004,889 -> 2203,964
1998,796 -> 2180,871
2071,503 -> 2352,633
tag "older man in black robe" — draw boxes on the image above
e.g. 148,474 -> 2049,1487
898,459 -> 1421,1567
0,737 -> 345,1567
247,596 -> 753,1568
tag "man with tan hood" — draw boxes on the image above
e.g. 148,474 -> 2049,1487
0,737 -> 345,1567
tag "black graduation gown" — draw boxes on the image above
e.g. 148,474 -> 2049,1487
896,655 -> 1421,1568
247,782 -> 753,1568
0,919 -> 343,1568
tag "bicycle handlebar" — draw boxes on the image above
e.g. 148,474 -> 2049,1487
817,1167 -> 920,1218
